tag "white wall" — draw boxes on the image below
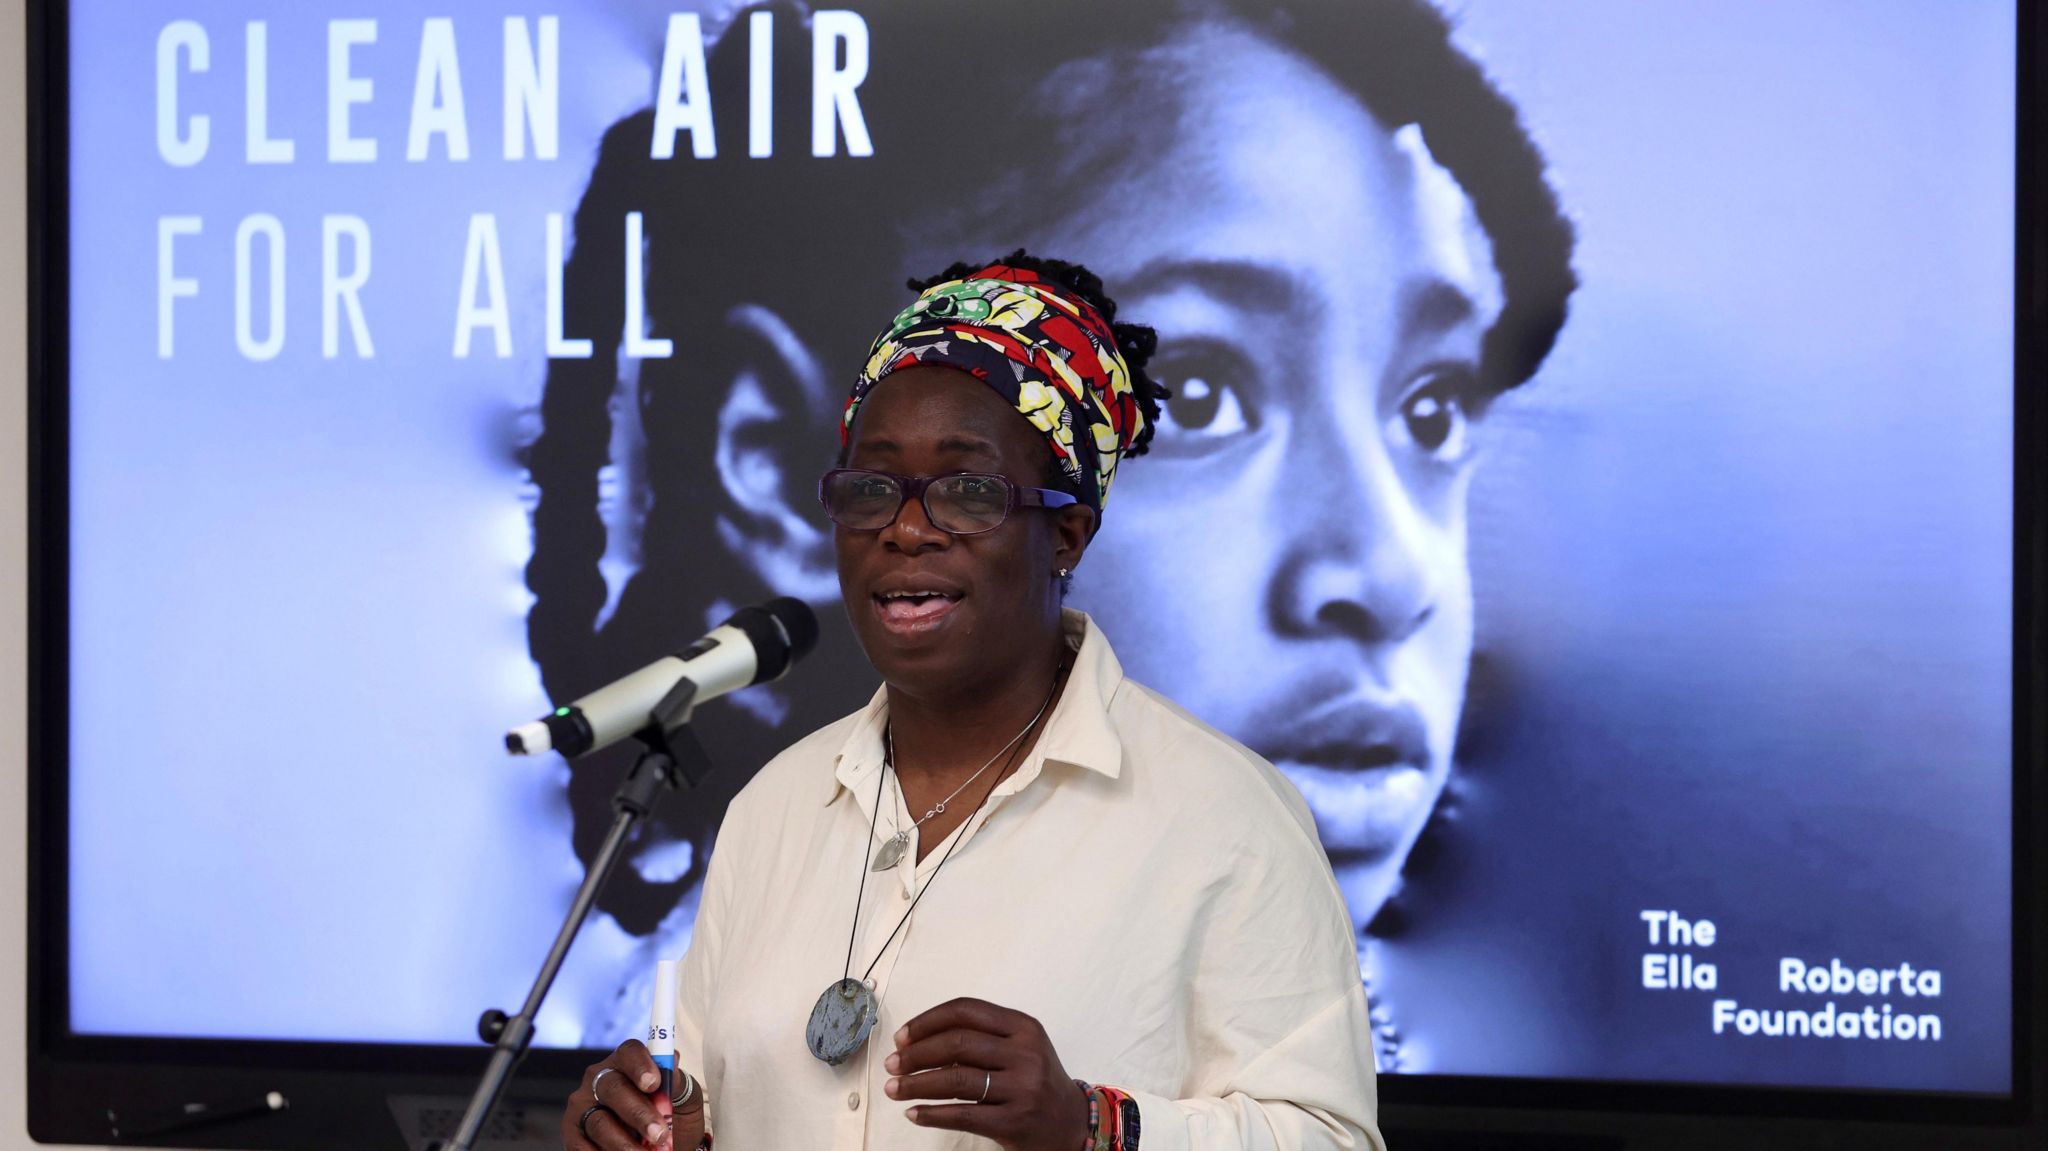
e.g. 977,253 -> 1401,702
3,0 -> 41,1137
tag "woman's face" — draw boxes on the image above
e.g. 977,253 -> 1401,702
933,24 -> 1507,934
834,365 -> 1092,697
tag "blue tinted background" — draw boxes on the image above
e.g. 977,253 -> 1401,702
63,0 -> 2015,1092
1394,0 -> 2013,1090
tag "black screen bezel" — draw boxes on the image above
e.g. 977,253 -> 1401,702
24,0 -> 2045,1145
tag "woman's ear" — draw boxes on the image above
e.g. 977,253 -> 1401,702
710,303 -> 841,604
1052,503 -> 1099,579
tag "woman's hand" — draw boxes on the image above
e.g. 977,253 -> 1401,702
885,997 -> 1090,1151
561,1039 -> 707,1151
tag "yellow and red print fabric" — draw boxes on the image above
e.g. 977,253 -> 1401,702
842,263 -> 1144,511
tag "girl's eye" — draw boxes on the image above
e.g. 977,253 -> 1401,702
1149,342 -> 1259,456
1394,367 -> 1484,464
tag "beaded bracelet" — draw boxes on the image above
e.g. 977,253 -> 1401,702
1074,1081 -> 1141,1151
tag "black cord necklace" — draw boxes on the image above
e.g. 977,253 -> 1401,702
803,671 -> 1062,1066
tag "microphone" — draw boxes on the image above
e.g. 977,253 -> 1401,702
506,597 -> 819,758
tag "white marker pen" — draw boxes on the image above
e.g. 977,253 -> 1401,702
647,959 -> 680,1098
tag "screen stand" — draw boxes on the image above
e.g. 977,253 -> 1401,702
432,679 -> 714,1151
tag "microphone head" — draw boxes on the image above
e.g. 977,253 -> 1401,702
728,597 -> 820,685
765,596 -> 820,662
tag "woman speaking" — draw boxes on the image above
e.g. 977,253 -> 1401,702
562,254 -> 1384,1150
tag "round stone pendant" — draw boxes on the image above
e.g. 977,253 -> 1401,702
806,978 -> 878,1065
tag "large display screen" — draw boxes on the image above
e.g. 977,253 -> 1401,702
61,0 -> 2017,1097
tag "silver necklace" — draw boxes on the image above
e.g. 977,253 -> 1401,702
869,683 -> 1058,871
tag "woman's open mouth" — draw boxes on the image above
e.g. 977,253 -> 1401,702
872,588 -> 963,633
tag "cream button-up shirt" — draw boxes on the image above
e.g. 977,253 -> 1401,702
674,610 -> 1385,1150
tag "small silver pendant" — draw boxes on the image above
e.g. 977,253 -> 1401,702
870,831 -> 908,872
806,978 -> 878,1065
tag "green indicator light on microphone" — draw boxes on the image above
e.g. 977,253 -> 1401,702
554,706 -> 571,717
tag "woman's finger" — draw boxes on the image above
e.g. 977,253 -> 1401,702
606,1039 -> 665,1094
905,1101 -> 1007,1138
886,1063 -> 1001,1103
560,1103 -> 603,1151
894,997 -> 1020,1048
886,1026 -> 1009,1076
583,1103 -> 666,1151
587,1047 -> 669,1145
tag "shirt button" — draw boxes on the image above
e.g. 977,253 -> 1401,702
847,1092 -> 862,1111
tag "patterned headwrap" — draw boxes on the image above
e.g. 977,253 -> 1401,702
840,263 -> 1146,511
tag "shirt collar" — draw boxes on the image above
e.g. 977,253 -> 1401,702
820,608 -> 1126,807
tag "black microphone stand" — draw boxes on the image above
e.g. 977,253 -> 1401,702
434,678 -> 715,1151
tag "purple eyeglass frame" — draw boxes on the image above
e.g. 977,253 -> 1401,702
818,468 -> 1079,535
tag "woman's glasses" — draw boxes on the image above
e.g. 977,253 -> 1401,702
818,468 -> 1079,535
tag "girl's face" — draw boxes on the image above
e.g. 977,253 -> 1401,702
925,21 -> 1505,933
